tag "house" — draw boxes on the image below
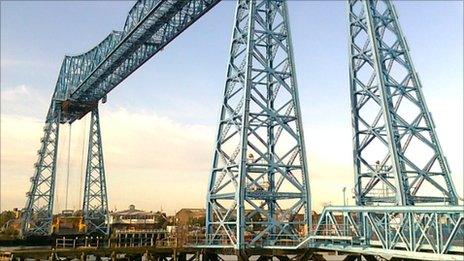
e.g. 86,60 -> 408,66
110,205 -> 167,231
175,208 -> 205,226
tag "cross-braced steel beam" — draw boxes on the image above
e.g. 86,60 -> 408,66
313,206 -> 464,260
83,107 -> 109,236
206,0 -> 311,249
55,0 -> 220,123
20,0 -> 222,238
21,103 -> 61,237
348,0 -> 458,206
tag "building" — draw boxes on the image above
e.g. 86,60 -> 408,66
110,205 -> 167,231
108,205 -> 168,247
175,208 -> 205,226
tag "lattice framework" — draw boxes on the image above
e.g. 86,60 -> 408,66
21,104 -> 61,236
348,0 -> 458,206
83,108 -> 109,235
206,0 -> 311,249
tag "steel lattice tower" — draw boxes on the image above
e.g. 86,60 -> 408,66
82,107 -> 109,235
21,103 -> 61,236
206,0 -> 310,249
21,103 -> 109,237
348,0 -> 458,206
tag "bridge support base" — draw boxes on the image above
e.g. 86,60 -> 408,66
202,252 -> 218,261
229,250 -> 317,261
344,254 -> 379,261
362,255 -> 379,261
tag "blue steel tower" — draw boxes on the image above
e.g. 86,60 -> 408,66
21,102 -> 109,237
20,103 -> 62,237
206,0 -> 311,249
313,2 -> 463,259
20,0 -> 221,238
21,56 -> 111,237
348,0 -> 458,206
82,107 -> 109,235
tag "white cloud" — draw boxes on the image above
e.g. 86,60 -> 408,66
2,84 -> 29,98
1,108 -> 217,214
2,106 -> 463,214
1,107 -> 356,214
1,84 -> 49,118
1,85 -> 462,214
1,59 -> 53,70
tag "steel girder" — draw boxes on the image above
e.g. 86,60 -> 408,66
206,0 -> 311,249
21,103 -> 61,237
348,0 -> 458,206
312,206 -> 464,260
83,107 -> 109,236
53,0 -> 220,123
21,0 -> 221,237
21,104 -> 111,237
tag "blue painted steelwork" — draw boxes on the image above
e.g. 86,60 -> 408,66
305,0 -> 464,259
21,0 -> 220,237
205,0 -> 311,250
83,107 -> 109,236
19,0 -> 463,259
59,0 -> 221,123
348,0 -> 458,205
312,206 -> 464,260
20,103 -> 61,237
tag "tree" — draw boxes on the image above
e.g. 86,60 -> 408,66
0,211 -> 16,230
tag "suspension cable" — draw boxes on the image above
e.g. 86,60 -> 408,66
64,124 -> 72,210
78,118 -> 87,209
55,123 -> 67,212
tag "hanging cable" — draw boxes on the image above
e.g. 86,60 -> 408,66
55,123 -> 67,213
78,118 -> 87,209
64,124 -> 72,211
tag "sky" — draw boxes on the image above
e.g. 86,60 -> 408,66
1,1 -> 463,214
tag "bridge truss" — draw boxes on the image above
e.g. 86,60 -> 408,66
18,0 -> 462,260
82,108 -> 109,235
313,206 -> 463,260
205,0 -> 311,249
348,0 -> 458,206
21,0 -> 221,237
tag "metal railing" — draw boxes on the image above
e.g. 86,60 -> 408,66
55,236 -> 105,249
312,206 -> 464,255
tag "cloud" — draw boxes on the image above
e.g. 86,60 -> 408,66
99,108 -> 216,212
1,84 -> 49,118
1,59 -> 53,70
1,106 -> 355,214
1,85 -> 462,214
1,107 -> 217,214
101,108 -> 214,171
2,84 -> 29,97
1,114 -> 44,210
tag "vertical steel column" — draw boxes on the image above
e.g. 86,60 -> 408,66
348,0 -> 458,205
21,102 -> 61,237
206,0 -> 310,249
82,107 -> 109,236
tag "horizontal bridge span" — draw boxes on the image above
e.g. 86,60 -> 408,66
311,205 -> 464,260
321,205 -> 464,213
54,0 -> 220,123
